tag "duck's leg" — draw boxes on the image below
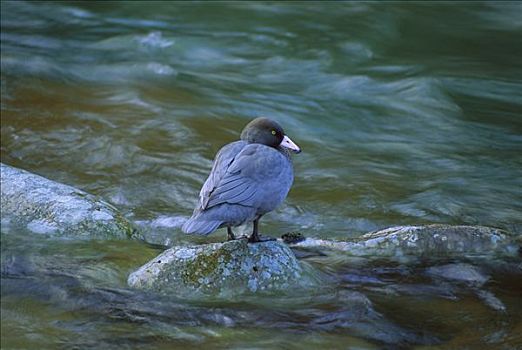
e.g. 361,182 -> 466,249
248,218 -> 275,243
227,227 -> 235,241
248,219 -> 260,243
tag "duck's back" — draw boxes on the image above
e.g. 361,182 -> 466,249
201,141 -> 293,212
183,140 -> 293,234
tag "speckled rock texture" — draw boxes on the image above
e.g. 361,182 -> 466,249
291,225 -> 519,259
1,163 -> 138,239
128,239 -> 302,295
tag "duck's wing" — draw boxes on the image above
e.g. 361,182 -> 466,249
200,143 -> 286,210
198,141 -> 246,209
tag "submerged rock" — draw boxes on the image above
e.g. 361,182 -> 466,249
475,290 -> 507,313
291,225 -> 519,259
128,239 -> 303,295
0,163 -> 138,239
426,263 -> 489,286
426,263 -> 507,313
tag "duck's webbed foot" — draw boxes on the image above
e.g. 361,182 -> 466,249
247,218 -> 276,243
248,233 -> 276,243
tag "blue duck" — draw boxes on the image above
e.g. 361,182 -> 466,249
182,117 -> 301,243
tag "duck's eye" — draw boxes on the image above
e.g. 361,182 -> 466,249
271,130 -> 276,135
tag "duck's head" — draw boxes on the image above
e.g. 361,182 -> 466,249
240,117 -> 301,153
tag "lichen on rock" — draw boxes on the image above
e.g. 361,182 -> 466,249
1,163 -> 139,239
128,239 -> 303,296
291,225 -> 519,259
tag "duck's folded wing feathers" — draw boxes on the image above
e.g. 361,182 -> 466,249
198,141 -> 245,209
201,144 -> 282,210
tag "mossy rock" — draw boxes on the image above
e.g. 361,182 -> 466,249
128,239 -> 303,296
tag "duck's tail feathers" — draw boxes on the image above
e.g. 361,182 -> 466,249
181,215 -> 222,235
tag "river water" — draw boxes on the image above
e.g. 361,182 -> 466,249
1,1 -> 521,349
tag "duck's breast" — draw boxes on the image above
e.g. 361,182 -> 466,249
247,145 -> 294,214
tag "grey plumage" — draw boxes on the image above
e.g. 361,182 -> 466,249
182,118 -> 300,242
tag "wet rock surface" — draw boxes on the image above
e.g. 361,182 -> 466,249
1,163 -> 138,239
426,263 -> 489,286
128,224 -> 521,298
425,263 -> 507,312
291,224 -> 519,259
128,239 -> 303,295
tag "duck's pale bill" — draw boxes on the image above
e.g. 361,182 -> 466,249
280,135 -> 301,153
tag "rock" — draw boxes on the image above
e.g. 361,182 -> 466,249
281,231 -> 305,244
290,225 -> 519,259
426,263 -> 507,313
0,163 -> 138,239
475,290 -> 507,313
128,239 -> 303,296
426,263 -> 489,286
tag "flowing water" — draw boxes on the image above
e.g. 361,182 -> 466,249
1,1 -> 521,349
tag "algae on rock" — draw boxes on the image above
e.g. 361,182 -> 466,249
128,239 -> 303,295
1,163 -> 138,239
